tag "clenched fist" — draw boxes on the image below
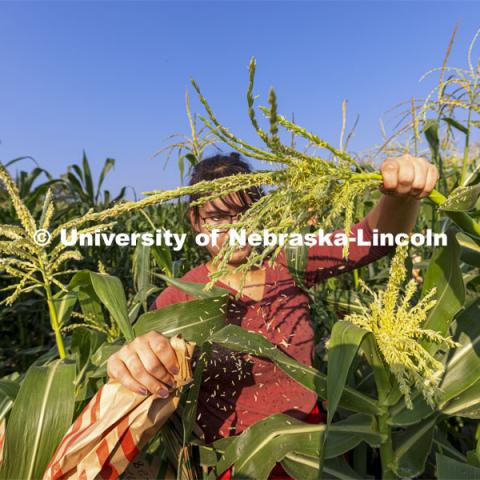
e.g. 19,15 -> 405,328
107,331 -> 180,398
379,154 -> 439,199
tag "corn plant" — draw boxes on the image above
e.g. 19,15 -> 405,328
1,28 -> 480,480
0,162 -> 117,358
60,151 -> 127,213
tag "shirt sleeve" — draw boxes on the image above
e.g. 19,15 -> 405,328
302,216 -> 397,288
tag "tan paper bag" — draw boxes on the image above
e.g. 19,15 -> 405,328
43,335 -> 195,480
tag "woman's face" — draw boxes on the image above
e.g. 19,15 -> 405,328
188,193 -> 253,266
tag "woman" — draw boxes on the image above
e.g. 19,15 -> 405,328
107,152 -> 438,478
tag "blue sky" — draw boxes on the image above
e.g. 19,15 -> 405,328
1,1 -> 479,198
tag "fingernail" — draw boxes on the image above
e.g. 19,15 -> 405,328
138,388 -> 148,396
171,366 -> 179,375
158,388 -> 169,398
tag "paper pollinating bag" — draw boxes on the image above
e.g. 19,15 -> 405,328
43,335 -> 196,480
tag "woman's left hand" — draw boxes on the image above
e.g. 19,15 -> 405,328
379,154 -> 439,199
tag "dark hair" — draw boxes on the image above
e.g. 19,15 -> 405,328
188,152 -> 264,224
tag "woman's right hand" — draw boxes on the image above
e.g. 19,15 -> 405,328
107,331 -> 180,398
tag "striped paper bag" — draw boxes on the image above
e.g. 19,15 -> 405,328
43,335 -> 195,480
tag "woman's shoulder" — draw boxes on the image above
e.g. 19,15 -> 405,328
180,262 -> 209,282
150,263 -> 209,311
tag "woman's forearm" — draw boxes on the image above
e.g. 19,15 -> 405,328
365,193 -> 421,235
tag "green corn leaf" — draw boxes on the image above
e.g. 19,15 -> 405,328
436,453 -> 480,479
52,290 -> 78,329
132,243 -> 153,312
68,271 -> 105,326
327,320 -> 371,425
457,232 -> 480,267
212,413 -> 327,480
181,343 -> 209,444
134,295 -> 229,343
65,172 -> 89,204
322,413 -> 385,458
441,378 -> 480,418
439,184 -> 480,212
388,394 -> 435,427
208,324 -> 379,416
421,230 -> 465,341
70,164 -> 84,183
89,271 -> 134,342
0,380 -> 19,422
96,158 -> 115,203
71,327 -> 107,370
0,360 -> 76,480
282,453 -> 368,480
151,244 -> 174,277
156,273 -> 231,299
391,414 -> 439,478
211,412 -> 383,480
442,117 -> 469,135
424,119 -> 440,161
89,342 -> 123,379
133,243 -> 152,295
82,150 -> 95,203
438,298 -> 480,409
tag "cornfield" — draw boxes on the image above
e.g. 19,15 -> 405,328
1,27 -> 480,480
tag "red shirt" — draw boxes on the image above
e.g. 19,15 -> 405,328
152,217 -> 394,443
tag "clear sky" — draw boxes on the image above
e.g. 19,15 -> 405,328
1,1 -> 479,199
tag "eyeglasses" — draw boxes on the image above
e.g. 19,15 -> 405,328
200,211 -> 246,229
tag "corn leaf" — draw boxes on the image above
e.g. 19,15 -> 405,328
327,320 -> 371,425
439,184 -> 480,212
281,453 -> 368,480
438,298 -> 480,408
134,295 -> 229,343
0,360 -> 76,480
421,230 -> 464,342
212,413 -> 327,480
68,271 -> 105,325
0,380 -> 19,422
181,343 -> 210,444
457,232 -> 480,267
52,290 -> 78,329
436,453 -> 480,479
424,119 -> 440,162
208,324 -> 379,416
388,394 -> 435,427
391,414 -> 439,478
156,273 -> 231,299
441,378 -> 480,418
132,243 -> 152,311
89,342 -> 123,379
442,117 -> 469,135
151,244 -> 174,277
89,271 -> 134,342
211,413 -> 383,480
322,413 -> 385,457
